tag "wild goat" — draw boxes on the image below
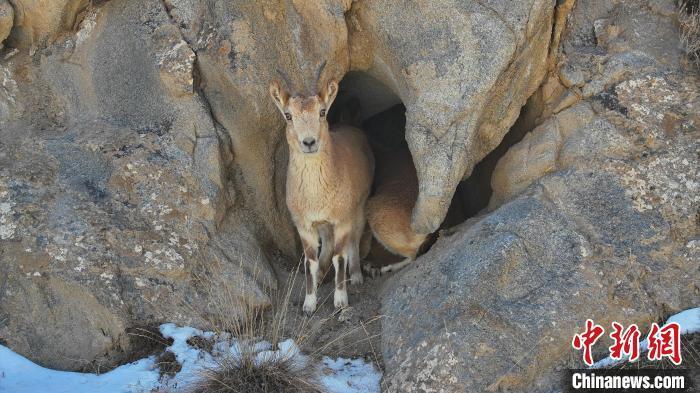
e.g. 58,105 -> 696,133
269,78 -> 374,314
366,147 -> 428,274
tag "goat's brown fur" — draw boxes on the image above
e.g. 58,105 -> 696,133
270,79 -> 374,313
366,148 -> 427,274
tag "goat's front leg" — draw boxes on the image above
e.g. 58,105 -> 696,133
332,254 -> 348,308
332,229 -> 351,308
300,233 -> 320,314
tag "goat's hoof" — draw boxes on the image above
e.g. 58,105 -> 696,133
334,289 -> 348,309
350,272 -> 364,285
303,294 -> 317,315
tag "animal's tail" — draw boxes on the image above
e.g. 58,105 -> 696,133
315,221 -> 334,276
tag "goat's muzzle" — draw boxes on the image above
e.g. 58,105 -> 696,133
301,137 -> 318,154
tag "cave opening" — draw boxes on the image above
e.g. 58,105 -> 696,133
443,92 -> 542,228
327,71 -> 538,265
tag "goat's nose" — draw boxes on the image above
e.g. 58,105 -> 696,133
302,138 -> 316,148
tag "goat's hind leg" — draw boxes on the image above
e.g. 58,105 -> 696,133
314,221 -> 334,280
361,258 -> 414,278
362,246 -> 419,278
347,215 -> 366,285
347,238 -> 363,285
380,258 -> 414,274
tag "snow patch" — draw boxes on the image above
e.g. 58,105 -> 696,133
0,200 -> 15,239
321,357 -> 383,393
667,308 -> 700,334
0,323 -> 382,393
0,346 -> 159,393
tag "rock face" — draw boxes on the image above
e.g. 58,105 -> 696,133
158,0 -> 555,248
0,0 -> 12,49
162,0 -> 354,258
490,102 -> 633,207
383,167 -> 698,391
381,0 -> 699,391
5,0 -> 89,50
0,0 -> 558,370
0,0 -> 697,385
0,0 -> 274,370
348,0 -> 555,234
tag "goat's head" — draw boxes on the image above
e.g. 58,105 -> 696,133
269,79 -> 339,155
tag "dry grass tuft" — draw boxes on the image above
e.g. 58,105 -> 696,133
186,255 -> 308,357
679,0 -> 700,68
174,254 -> 381,393
177,257 -> 327,392
188,351 -> 325,393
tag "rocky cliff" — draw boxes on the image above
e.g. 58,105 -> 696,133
0,0 -> 697,391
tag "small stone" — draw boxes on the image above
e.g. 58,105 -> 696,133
337,306 -> 355,323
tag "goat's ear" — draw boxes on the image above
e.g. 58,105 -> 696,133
320,80 -> 339,108
269,80 -> 289,113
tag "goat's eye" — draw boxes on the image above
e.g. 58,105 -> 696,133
319,109 -> 326,118
285,113 -> 292,121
